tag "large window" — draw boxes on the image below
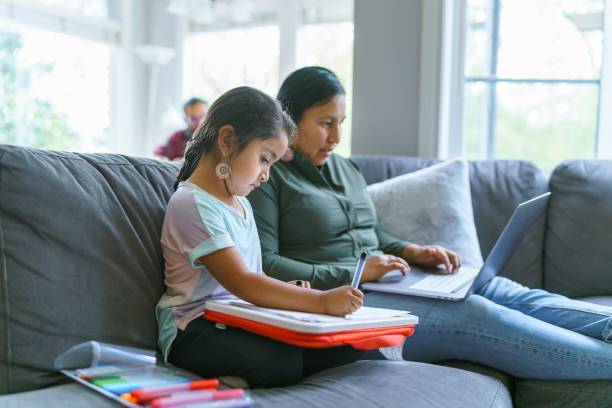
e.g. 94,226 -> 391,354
183,25 -> 280,104
0,0 -> 119,153
183,0 -> 354,156
297,22 -> 354,157
0,25 -> 111,152
463,0 -> 606,170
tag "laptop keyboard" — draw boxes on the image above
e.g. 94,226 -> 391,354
409,268 -> 479,292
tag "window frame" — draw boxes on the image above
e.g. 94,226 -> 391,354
465,0 -> 605,160
0,0 -> 123,153
424,0 -> 612,161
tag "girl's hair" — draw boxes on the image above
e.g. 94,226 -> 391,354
174,86 -> 295,190
277,66 -> 345,124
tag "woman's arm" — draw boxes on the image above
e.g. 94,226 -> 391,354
375,224 -> 460,273
198,247 -> 362,316
375,226 -> 412,258
249,182 -> 355,290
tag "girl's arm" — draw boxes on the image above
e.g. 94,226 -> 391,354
198,247 -> 363,316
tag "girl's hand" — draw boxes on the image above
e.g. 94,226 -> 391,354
320,286 -> 363,316
361,255 -> 410,283
409,245 -> 461,273
288,280 -> 311,289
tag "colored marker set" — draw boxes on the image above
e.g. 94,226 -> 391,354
73,365 -> 250,407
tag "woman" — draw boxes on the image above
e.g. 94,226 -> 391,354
247,66 -> 612,380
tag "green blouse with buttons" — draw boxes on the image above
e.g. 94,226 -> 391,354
247,149 -> 410,290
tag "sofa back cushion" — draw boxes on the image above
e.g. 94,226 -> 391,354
0,145 -> 179,393
351,155 -> 549,288
544,160 -> 612,297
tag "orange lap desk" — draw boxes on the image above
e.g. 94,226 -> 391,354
203,300 -> 418,350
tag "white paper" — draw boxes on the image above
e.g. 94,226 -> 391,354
227,300 -> 409,322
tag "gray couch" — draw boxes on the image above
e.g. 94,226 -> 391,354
0,145 -> 609,407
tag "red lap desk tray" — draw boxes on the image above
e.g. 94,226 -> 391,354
203,300 -> 418,350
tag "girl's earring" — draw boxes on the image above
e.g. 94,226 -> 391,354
215,161 -> 231,179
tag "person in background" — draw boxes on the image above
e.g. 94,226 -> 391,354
155,97 -> 208,161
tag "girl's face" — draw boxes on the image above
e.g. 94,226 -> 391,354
294,94 -> 346,166
227,135 -> 288,196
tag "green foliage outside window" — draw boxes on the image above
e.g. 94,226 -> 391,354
0,31 -> 77,150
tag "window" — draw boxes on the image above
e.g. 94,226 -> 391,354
183,0 -> 354,156
0,25 -> 111,152
33,0 -> 108,18
463,0 -> 606,170
183,25 -> 280,104
297,22 -> 354,157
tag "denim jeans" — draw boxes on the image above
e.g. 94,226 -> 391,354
364,276 -> 612,380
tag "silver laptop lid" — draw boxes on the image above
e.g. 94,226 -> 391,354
469,192 -> 551,294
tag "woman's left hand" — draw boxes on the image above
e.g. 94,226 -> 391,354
406,245 -> 461,273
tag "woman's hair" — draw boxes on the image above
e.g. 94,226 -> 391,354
276,66 -> 345,124
174,86 -> 295,190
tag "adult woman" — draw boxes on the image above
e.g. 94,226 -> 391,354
247,66 -> 612,380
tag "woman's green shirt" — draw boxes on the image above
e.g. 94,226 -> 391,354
247,150 -> 409,290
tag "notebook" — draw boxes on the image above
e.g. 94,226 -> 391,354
362,192 -> 551,301
204,299 -> 418,333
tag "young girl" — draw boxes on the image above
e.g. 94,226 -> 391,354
155,86 -> 365,388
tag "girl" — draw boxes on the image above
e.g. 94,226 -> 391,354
155,87 -> 365,388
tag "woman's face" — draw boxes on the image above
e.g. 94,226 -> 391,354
294,94 -> 346,166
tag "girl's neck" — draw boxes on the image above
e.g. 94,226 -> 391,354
188,154 -> 236,207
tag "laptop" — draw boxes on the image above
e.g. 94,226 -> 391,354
361,192 -> 551,301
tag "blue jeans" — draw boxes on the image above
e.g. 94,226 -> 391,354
364,276 -> 612,380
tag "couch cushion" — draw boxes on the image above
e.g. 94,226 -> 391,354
0,145 -> 180,393
255,360 -> 512,407
352,156 -> 548,288
0,360 -> 512,407
366,159 -> 483,268
514,379 -> 612,408
544,160 -> 612,297
579,297 -> 612,308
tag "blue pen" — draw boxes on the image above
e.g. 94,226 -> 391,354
351,251 -> 368,288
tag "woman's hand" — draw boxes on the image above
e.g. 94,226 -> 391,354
404,244 -> 461,273
288,280 -> 311,289
360,255 -> 410,283
320,286 -> 364,316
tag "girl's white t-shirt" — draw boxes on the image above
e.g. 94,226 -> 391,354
155,181 -> 262,361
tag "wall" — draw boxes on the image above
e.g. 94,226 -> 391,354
351,0 -> 423,156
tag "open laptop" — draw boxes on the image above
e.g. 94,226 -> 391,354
361,192 -> 551,301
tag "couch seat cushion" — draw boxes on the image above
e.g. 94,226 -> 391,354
0,361 -> 512,408
579,296 -> 612,308
514,379 -> 612,408
251,360 -> 511,407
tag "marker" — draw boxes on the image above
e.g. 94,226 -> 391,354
120,393 -> 139,404
131,379 -> 220,401
351,251 -> 367,288
91,377 -> 125,386
151,388 -> 245,408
